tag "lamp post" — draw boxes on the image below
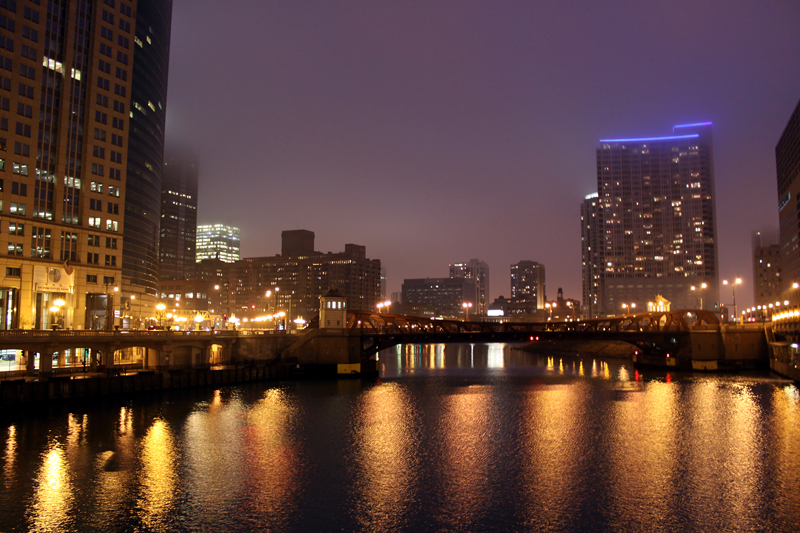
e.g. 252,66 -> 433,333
545,303 -> 552,321
462,302 -> 473,321
156,303 -> 166,327
722,278 -> 742,324
106,285 -> 119,330
690,282 -> 707,310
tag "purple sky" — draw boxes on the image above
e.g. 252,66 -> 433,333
165,1 -> 800,310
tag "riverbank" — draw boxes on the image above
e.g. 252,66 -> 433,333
0,363 -> 293,407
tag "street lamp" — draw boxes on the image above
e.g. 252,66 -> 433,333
620,302 -> 635,316
722,278 -> 742,324
545,303 -> 552,321
156,303 -> 166,326
462,302 -> 473,321
690,282 -> 707,310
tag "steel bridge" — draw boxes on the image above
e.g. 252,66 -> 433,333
322,309 -> 721,358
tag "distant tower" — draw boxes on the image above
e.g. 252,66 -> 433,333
583,123 -> 719,315
196,224 -> 240,263
159,146 -> 199,280
510,261 -> 545,314
320,288 -> 347,329
449,259 -> 489,317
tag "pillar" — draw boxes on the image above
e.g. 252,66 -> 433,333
25,350 -> 34,374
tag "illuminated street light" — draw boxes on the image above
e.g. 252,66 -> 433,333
462,302 -> 473,321
690,282 -> 707,310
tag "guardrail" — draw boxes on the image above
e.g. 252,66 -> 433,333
0,328 -> 303,339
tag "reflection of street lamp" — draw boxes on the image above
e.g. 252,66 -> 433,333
690,282 -> 707,310
462,302 -> 473,321
722,278 -> 742,324
275,311 -> 286,330
545,303 -> 553,320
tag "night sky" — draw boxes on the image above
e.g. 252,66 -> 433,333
165,1 -> 800,310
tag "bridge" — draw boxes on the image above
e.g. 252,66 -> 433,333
0,308 -> 766,377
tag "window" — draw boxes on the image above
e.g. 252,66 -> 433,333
14,122 -> 31,137
13,141 -> 29,155
103,276 -> 115,285
92,145 -> 105,158
17,82 -> 33,99
90,198 -> 102,211
11,181 -> 26,195
104,254 -> 116,266
30,226 -> 50,258
110,150 -> 121,163
95,111 -> 107,124
118,19 -> 130,32
93,128 -> 106,141
21,25 -> 38,42
8,222 -> 23,235
92,163 -> 104,176
12,161 -> 27,175
9,202 -> 24,215
88,234 -> 101,246
105,237 -> 117,249
116,51 -> 128,64
88,216 -> 101,228
101,26 -> 113,41
101,10 -> 113,23
7,243 -> 22,256
91,181 -> 103,193
106,219 -> 118,231
96,76 -> 109,90
112,117 -> 123,130
86,252 -> 99,264
108,185 -> 120,197
113,83 -> 125,97
112,101 -> 124,114
86,274 -> 97,283
6,267 -> 20,276
96,94 -> 108,107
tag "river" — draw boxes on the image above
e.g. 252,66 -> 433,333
1,343 -> 799,532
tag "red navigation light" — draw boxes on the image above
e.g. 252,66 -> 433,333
666,373 -> 672,383
634,370 -> 639,381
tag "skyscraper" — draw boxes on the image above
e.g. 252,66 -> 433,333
582,123 -> 719,316
196,224 -> 240,263
581,193 -> 603,317
509,260 -> 545,316
159,145 -> 197,281
122,0 -> 172,306
777,99 -> 800,300
449,258 -> 489,317
0,0 -> 169,330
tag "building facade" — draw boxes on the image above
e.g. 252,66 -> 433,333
509,260 -> 545,317
777,99 -> 800,300
753,243 -> 781,308
0,0 -> 170,330
582,123 -> 719,316
581,193 -> 603,318
122,0 -> 171,312
229,230 -> 381,323
401,277 -> 478,319
196,224 -> 239,263
159,145 -> 197,281
449,258 -> 489,317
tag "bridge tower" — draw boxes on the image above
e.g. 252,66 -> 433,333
320,288 -> 347,329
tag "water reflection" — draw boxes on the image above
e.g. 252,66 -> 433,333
29,445 -> 73,533
351,382 -> 416,531
3,425 -> 15,487
137,418 -> 178,531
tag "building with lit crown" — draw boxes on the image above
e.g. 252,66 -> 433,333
581,123 -> 719,317
196,224 -> 239,263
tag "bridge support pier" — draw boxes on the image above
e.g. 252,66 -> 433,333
24,350 -> 34,375
39,347 -> 54,378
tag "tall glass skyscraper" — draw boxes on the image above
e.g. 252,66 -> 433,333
582,123 -> 719,317
122,0 -> 172,303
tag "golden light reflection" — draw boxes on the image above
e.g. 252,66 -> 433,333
617,365 -> 630,381
546,356 -> 554,371
558,358 -> 564,374
4,425 -> 16,487
137,418 -> 178,531
352,382 -> 416,531
30,445 -> 73,532
603,361 -> 610,379
235,388 -> 299,528
591,359 -> 598,377
578,360 -> 585,376
436,386 -> 491,529
520,383 -> 587,527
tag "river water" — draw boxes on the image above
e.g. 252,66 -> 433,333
1,343 -> 799,532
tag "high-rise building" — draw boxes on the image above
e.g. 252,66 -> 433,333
196,224 -> 240,263
229,230 -> 381,322
0,0 -> 169,330
401,277 -> 478,319
449,258 -> 489,317
122,0 -> 172,309
753,244 -> 781,307
509,260 -> 545,316
581,193 -> 603,317
159,145 -> 198,281
582,123 -> 719,316
777,99 -> 800,300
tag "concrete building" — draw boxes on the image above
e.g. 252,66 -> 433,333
159,145 -> 198,281
509,260 -> 545,317
229,230 -> 381,323
449,259 -> 489,317
777,98 -> 800,300
753,233 -> 781,308
196,224 -> 240,263
582,122 -> 719,316
0,0 -> 170,330
401,277 -> 478,319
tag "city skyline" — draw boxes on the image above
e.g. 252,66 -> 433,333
166,1 -> 800,309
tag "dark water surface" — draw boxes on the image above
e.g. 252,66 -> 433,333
1,343 -> 799,532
